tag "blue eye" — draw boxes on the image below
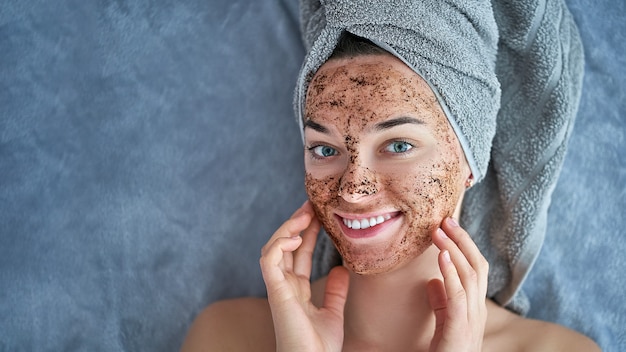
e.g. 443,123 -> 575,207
310,145 -> 338,158
385,141 -> 413,153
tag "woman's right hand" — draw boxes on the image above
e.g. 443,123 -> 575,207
260,201 -> 350,352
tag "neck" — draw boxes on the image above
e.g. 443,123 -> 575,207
343,244 -> 442,351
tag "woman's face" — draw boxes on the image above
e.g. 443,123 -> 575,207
303,54 -> 470,275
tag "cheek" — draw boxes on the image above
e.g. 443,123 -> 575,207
304,172 -> 340,220
398,122 -> 466,222
394,160 -> 462,226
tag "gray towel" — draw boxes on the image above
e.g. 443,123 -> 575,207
462,0 -> 584,313
298,0 -> 584,314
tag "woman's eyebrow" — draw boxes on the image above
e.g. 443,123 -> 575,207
303,119 -> 330,134
373,116 -> 425,131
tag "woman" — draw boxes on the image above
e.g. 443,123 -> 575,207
181,33 -> 600,351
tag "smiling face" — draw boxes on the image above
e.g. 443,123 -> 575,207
303,54 -> 470,275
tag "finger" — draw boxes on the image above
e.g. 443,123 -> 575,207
293,212 -> 321,279
289,200 -> 310,219
260,235 -> 303,287
432,227 -> 478,307
322,266 -> 349,318
286,201 -> 315,272
262,205 -> 313,271
433,219 -> 486,306
440,218 -> 489,297
441,218 -> 487,274
265,214 -> 311,247
438,249 -> 468,330
427,279 -> 447,350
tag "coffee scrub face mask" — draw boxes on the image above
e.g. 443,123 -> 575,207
303,54 -> 469,275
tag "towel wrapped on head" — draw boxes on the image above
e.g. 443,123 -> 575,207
296,0 -> 500,183
296,0 -> 584,313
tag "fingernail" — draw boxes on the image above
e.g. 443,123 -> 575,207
446,217 -> 459,227
437,228 -> 448,239
443,250 -> 451,263
292,207 -> 306,218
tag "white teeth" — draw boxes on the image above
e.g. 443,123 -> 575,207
343,214 -> 393,230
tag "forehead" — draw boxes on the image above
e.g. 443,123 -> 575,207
308,55 -> 426,99
304,55 -> 443,129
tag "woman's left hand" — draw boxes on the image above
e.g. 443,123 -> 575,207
427,217 -> 489,352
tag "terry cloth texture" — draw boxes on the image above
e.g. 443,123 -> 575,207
295,0 -> 501,183
461,0 -> 584,313
301,0 -> 584,314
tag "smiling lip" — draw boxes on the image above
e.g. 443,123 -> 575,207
335,211 -> 401,239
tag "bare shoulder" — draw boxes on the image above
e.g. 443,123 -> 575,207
485,300 -> 601,352
180,297 -> 275,352
511,317 -> 600,352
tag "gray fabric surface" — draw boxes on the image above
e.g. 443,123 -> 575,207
0,1 -> 306,350
0,0 -> 624,351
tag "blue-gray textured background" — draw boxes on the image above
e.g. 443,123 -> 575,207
0,0 -> 624,351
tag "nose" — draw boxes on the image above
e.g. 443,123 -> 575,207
338,163 -> 379,203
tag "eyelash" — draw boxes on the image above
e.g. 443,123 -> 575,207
383,140 -> 415,155
307,140 -> 415,161
307,144 -> 339,160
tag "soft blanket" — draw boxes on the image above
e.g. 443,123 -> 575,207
0,0 -> 623,351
